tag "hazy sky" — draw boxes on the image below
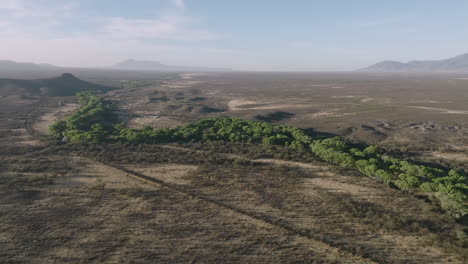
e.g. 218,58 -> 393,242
1,0 -> 467,71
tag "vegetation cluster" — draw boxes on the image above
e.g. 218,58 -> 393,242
310,138 -> 467,216
50,93 -> 468,216
49,92 -> 115,142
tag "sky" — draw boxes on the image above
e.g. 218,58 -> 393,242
1,0 -> 467,71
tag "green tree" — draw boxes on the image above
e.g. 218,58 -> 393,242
49,120 -> 67,138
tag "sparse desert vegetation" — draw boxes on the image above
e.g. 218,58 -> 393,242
1,71 -> 468,263
2,1 -> 468,262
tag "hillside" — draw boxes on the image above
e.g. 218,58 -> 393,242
0,73 -> 115,97
361,53 -> 468,72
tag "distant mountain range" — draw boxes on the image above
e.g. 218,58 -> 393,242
0,59 -> 230,72
0,60 -> 58,70
361,53 -> 468,72
0,73 -> 114,97
4,55 -> 468,73
111,59 -> 231,72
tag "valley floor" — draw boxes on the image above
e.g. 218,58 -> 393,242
1,73 -> 467,263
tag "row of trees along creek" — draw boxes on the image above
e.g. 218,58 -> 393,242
50,93 -> 468,217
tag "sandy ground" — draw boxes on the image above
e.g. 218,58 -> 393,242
13,129 -> 44,146
127,116 -> 184,129
54,156 -> 150,189
409,100 -> 440,103
252,158 -> 330,171
227,99 -> 314,111
126,164 -> 198,185
408,106 -> 468,114
423,151 -> 468,162
33,104 -> 79,135
332,95 -> 367,99
227,99 -> 258,111
180,73 -> 207,79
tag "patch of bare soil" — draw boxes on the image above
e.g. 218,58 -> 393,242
304,110 -> 363,119
252,158 -> 330,171
227,99 -> 314,111
304,177 -> 381,196
180,73 -> 206,79
54,156 -> 149,189
10,128 -> 44,146
161,145 -> 244,160
305,110 -> 341,118
157,76 -> 204,90
423,151 -> 468,163
409,106 -> 468,114
409,99 -> 440,103
160,81 -> 202,89
126,116 -> 184,129
126,164 -> 198,185
227,99 -> 258,111
308,84 -> 330,87
33,104 -> 79,135
332,95 -> 367,99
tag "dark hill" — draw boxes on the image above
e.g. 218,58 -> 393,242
361,53 -> 468,72
0,73 -> 115,97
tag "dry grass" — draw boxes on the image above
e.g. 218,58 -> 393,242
1,72 -> 468,263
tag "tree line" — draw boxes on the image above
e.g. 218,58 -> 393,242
50,93 -> 468,216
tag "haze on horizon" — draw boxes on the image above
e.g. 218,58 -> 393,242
1,0 -> 467,71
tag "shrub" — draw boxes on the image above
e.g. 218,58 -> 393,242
49,120 -> 67,138
395,173 -> 421,191
375,169 -> 393,184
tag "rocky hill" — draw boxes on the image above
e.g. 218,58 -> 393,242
0,73 -> 115,97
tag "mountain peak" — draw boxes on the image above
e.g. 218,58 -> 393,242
60,73 -> 78,79
455,53 -> 468,57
